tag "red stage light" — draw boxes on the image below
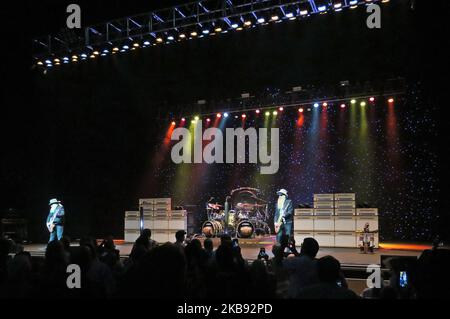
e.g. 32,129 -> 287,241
255,109 -> 260,114
171,121 -> 176,125
278,107 -> 284,111
369,97 -> 375,102
216,113 -> 222,118
340,103 -> 346,108
206,118 -> 211,122
322,102 -> 328,107
241,114 -> 246,118
181,117 -> 186,122
388,98 -> 394,103
298,108 -> 304,113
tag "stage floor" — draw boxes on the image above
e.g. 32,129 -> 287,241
20,236 -> 426,268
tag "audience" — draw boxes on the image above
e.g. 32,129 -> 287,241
0,233 -> 448,299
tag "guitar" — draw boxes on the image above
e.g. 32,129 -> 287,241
274,206 -> 285,234
46,207 -> 59,233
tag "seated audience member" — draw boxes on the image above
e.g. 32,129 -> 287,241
174,230 -> 187,252
297,255 -> 359,299
282,237 -> 320,298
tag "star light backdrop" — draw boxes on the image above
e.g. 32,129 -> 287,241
145,84 -> 438,242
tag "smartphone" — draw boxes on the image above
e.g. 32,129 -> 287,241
399,271 -> 408,288
232,238 -> 239,248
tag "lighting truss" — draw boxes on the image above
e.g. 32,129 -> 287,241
32,0 -> 387,68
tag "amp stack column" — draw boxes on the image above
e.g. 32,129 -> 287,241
124,210 -> 140,243
334,193 -> 357,247
313,193 -> 335,247
139,198 -> 154,236
152,198 -> 172,243
293,208 -> 314,245
168,208 -> 187,241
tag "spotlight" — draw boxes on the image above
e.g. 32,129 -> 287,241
271,15 -> 279,21
255,109 -> 260,114
54,58 -> 60,63
179,33 -> 186,39
216,113 -> 222,118
202,29 -> 210,35
156,37 -> 163,43
206,118 -> 211,122
388,98 -> 394,103
181,117 -> 186,122
45,59 -> 52,64
171,121 -> 176,125
350,99 -> 356,104
71,55 -> 78,59
214,27 -> 222,33
80,53 -> 88,58
318,5 -> 327,12
224,113 -> 229,118
360,101 -> 366,106
349,0 -> 358,4
322,102 -> 328,107
299,108 -> 304,113
369,97 -> 375,102
143,41 -> 151,46
314,103 -> 319,108
300,10 -> 308,16
278,107 -> 284,111
132,43 -> 139,48
37,61 -> 43,66
257,18 -> 265,23
167,36 -> 175,41
122,45 -> 129,50
194,116 -> 200,121
231,23 -> 239,29
265,111 -> 270,116
285,12 -> 294,19
234,115 -> 239,119
340,103 -> 346,108
191,120 -> 196,124
241,114 -> 246,118
190,31 -> 198,37
273,110 -> 278,115
112,47 -> 119,52
93,50 -> 100,55
89,54 -> 95,59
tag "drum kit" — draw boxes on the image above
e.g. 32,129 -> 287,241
202,187 -> 271,238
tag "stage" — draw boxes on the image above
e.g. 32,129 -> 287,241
20,236 -> 427,269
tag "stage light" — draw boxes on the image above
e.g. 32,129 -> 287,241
322,102 -> 328,107
216,113 -> 222,118
369,97 -> 375,102
234,115 -> 239,119
63,56 -> 69,61
122,45 -> 129,50
273,110 -> 278,115
265,111 -> 270,116
54,58 -> 60,63
300,10 -> 308,16
388,98 -> 394,103
224,112 -> 229,118
333,3 -> 342,9
179,33 -> 186,39
45,59 -> 52,64
340,103 -> 346,108
102,49 -> 109,54
360,101 -> 366,106
299,108 -> 304,113
271,15 -> 279,21
89,54 -> 96,59
231,23 -> 239,29
80,53 -> 88,58
132,43 -> 139,48
167,35 -> 175,40
382,0 -> 390,3
278,107 -> 284,111
257,18 -> 265,23
171,121 -> 176,125
37,61 -> 43,65
349,0 -> 358,4
156,37 -> 163,43
191,120 -> 196,124
350,99 -> 356,104
143,40 -> 151,46
244,20 -> 252,26
194,116 -> 200,121
314,103 -> 319,108
71,55 -> 78,59
181,117 -> 186,122
202,29 -> 210,35
255,109 -> 260,114
214,27 -> 222,32
318,6 -> 327,12
285,12 -> 294,19
113,47 -> 119,52
190,31 -> 198,37
206,118 -> 211,122
242,114 -> 247,118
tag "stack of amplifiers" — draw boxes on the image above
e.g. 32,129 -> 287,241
293,193 -> 379,248
124,211 -> 140,243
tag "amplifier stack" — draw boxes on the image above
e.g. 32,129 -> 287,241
124,198 -> 187,243
293,193 -> 379,248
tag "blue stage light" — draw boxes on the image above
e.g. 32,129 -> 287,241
314,103 -> 319,108
224,112 -> 229,118
318,5 -> 327,12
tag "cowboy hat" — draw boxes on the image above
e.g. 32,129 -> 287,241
48,198 -> 61,205
276,189 -> 288,196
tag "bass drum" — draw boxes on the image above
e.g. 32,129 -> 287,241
237,220 -> 254,238
202,220 -> 223,238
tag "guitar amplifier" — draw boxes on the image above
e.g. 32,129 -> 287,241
313,194 -> 334,202
334,216 -> 356,231
314,201 -> 334,209
294,208 -> 314,216
356,208 -> 378,216
335,232 -> 357,248
313,208 -> 334,216
125,211 -> 139,218
313,216 -> 334,231
139,198 -> 154,206
124,229 -> 140,243
293,216 -> 314,231
335,208 -> 355,216
334,201 -> 356,209
168,211 -> 187,230
334,193 -> 356,201
124,216 -> 140,230
153,213 -> 169,229
152,229 -> 170,243
314,232 -> 335,247
294,231 -> 314,246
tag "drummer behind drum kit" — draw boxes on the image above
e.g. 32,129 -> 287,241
202,187 -> 271,238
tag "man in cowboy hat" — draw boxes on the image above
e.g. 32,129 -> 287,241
46,198 -> 65,242
274,189 -> 293,243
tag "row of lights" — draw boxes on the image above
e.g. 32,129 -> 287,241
35,1 -> 390,69
170,97 -> 395,125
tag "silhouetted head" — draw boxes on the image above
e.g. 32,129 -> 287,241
175,230 -> 186,243
317,255 -> 341,283
142,228 -> 152,239
300,237 -> 319,259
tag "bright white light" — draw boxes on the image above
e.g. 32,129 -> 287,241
334,3 -> 342,9
231,23 -> 239,28
318,5 -> 327,12
257,18 -> 265,23
285,13 -> 294,18
167,36 -> 174,40
202,29 -> 210,34
143,41 -> 150,45
349,0 -> 358,5
300,10 -> 308,15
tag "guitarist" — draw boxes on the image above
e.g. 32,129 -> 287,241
46,198 -> 65,242
274,189 -> 293,244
